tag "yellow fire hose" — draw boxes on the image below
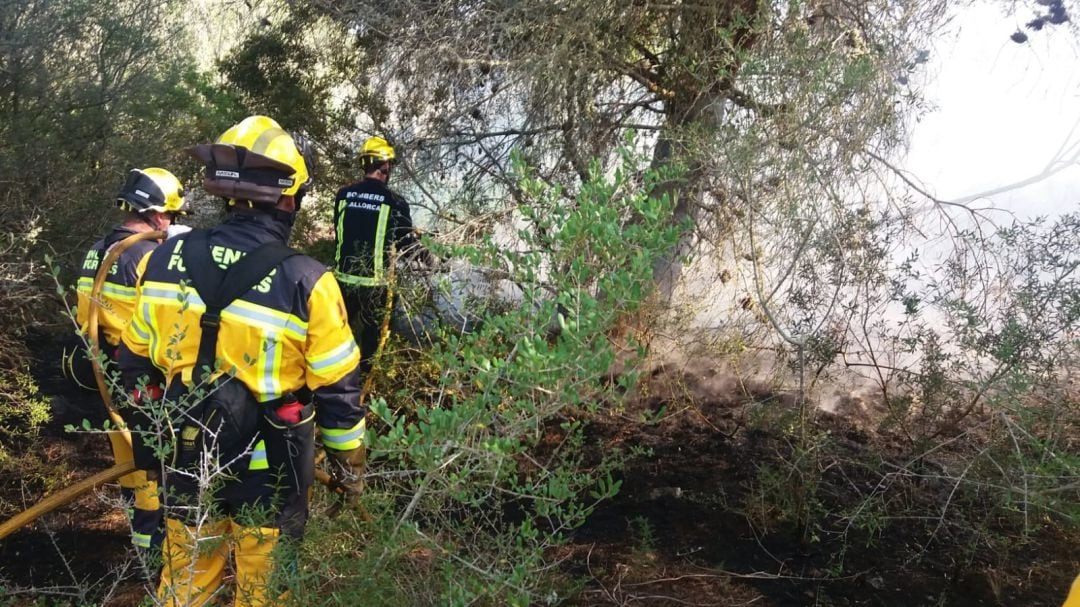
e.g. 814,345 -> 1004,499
0,231 -> 163,541
322,257 -> 394,522
88,232 -> 166,456
1,231 -> 389,540
361,249 -> 397,402
0,460 -> 138,540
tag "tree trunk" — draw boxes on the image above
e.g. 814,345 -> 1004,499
649,94 -> 727,304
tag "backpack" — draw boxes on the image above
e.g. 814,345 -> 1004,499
165,229 -> 297,472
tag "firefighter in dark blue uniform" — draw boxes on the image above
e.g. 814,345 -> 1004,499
332,136 -> 427,377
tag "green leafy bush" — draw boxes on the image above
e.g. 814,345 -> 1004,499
837,214 -> 1080,559
0,369 -> 50,466
292,145 -> 684,605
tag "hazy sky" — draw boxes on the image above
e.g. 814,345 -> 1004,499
905,3 -> 1080,219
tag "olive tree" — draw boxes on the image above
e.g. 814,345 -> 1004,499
308,0 -> 951,306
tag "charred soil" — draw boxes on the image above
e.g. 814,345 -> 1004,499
563,366 -> 1079,606
0,329 -> 148,606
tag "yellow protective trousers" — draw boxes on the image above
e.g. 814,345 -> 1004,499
158,518 -> 281,607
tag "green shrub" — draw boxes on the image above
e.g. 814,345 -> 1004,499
0,368 -> 50,467
291,145 -> 684,605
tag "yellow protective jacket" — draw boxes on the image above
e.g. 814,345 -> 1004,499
118,212 -> 365,450
76,226 -> 159,347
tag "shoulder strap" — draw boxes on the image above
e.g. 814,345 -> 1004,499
181,229 -> 298,385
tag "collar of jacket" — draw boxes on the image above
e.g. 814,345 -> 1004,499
358,177 -> 407,208
104,225 -> 141,249
220,209 -> 292,245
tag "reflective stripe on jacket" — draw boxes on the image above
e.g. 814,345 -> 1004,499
76,226 -> 158,347
333,178 -> 418,287
119,212 -> 365,442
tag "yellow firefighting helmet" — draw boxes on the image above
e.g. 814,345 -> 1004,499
116,168 -> 187,215
359,136 -> 396,168
188,115 -> 310,205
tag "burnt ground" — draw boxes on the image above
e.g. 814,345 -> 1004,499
1,333 -> 1077,606
562,367 -> 1080,606
0,329 -> 150,606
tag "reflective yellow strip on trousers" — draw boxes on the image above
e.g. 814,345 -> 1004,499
132,531 -> 152,548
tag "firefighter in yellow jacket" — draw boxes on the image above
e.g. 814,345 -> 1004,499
69,168 -> 187,555
118,116 -> 366,607
73,168 -> 187,360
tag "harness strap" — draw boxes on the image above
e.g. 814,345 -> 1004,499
181,229 -> 298,386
